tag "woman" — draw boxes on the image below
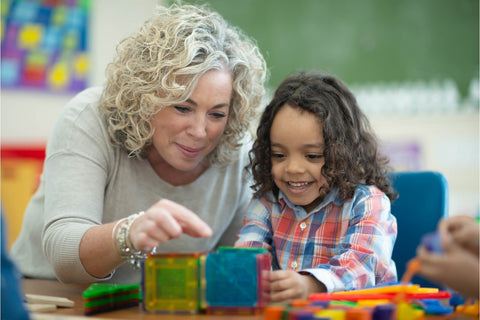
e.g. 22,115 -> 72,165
10,3 -> 267,284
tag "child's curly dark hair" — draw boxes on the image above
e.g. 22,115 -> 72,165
249,71 -> 397,201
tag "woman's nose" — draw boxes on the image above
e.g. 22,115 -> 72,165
186,115 -> 207,139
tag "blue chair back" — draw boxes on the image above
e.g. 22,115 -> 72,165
388,171 -> 449,288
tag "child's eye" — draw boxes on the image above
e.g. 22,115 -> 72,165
174,106 -> 191,113
271,153 -> 285,159
307,154 -> 324,160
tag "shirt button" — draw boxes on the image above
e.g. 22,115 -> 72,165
291,261 -> 297,269
300,222 -> 307,230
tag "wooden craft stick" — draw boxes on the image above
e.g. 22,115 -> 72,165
25,303 -> 57,313
25,294 -> 75,307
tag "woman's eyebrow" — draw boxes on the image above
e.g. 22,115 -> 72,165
186,98 -> 229,109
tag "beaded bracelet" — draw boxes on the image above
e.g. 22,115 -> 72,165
115,212 -> 146,269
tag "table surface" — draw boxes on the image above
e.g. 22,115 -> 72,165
23,279 -> 263,320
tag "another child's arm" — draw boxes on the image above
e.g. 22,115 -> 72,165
416,216 -> 479,298
438,215 -> 479,256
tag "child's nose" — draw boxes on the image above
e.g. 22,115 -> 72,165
286,158 -> 305,173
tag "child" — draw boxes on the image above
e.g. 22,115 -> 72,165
235,72 -> 398,302
416,215 -> 479,298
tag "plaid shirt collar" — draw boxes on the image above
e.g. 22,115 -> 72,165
277,187 -> 344,215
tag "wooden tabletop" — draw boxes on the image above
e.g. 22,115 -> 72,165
23,279 -> 263,320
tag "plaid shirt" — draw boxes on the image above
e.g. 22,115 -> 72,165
235,185 -> 398,292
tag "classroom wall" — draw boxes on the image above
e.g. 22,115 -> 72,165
185,0 -> 478,98
2,0 -> 479,218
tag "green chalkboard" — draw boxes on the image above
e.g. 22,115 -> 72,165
173,0 -> 478,98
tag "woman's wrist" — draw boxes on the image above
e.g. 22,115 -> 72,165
112,212 -> 147,269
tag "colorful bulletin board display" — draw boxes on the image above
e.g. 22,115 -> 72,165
1,0 -> 90,93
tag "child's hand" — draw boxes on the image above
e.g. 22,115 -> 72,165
416,242 -> 479,298
439,215 -> 479,256
269,270 -> 326,302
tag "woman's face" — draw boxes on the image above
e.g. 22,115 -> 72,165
270,104 -> 327,212
149,68 -> 232,177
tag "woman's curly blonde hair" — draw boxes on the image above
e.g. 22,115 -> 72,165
98,3 -> 267,167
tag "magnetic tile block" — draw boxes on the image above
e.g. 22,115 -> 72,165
206,305 -> 262,315
142,253 -> 205,314
205,247 -> 271,308
82,283 -> 141,315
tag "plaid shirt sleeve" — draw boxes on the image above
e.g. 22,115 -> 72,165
234,197 -> 273,250
303,186 -> 398,292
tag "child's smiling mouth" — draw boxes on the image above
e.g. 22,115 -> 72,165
287,181 -> 313,192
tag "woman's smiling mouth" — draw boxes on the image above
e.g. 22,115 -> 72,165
177,143 -> 203,158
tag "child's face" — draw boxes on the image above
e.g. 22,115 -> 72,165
270,104 -> 327,212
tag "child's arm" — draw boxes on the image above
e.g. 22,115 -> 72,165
234,197 -> 273,250
301,189 -> 397,292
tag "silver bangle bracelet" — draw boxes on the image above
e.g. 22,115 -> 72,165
115,211 -> 146,269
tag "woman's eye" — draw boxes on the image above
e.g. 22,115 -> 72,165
174,106 -> 190,113
210,112 -> 227,119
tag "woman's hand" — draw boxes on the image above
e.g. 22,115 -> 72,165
269,270 -> 326,302
128,199 -> 213,252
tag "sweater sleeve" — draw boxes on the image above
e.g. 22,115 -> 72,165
41,88 -> 114,283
